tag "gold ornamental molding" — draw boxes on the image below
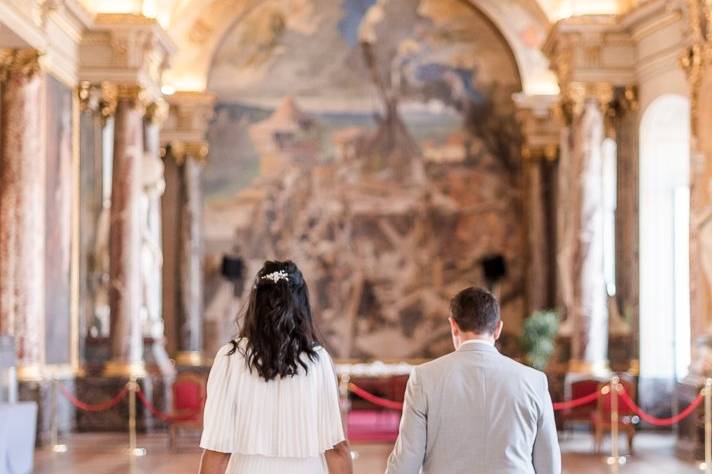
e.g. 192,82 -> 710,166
681,0 -> 712,134
16,364 -> 44,382
0,49 -> 43,81
103,360 -> 147,379
175,351 -> 205,366
163,140 -> 210,165
145,98 -> 169,125
567,359 -> 611,376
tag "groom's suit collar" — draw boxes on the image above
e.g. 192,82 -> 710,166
457,340 -> 499,353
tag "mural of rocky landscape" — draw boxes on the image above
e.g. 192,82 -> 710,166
203,0 -> 526,359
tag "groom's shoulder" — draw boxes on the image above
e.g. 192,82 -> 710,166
414,350 -> 545,383
411,350 -> 463,377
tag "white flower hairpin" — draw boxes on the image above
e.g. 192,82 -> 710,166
260,270 -> 290,284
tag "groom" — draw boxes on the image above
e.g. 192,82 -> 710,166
386,287 -> 561,474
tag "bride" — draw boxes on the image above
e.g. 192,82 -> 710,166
199,260 -> 353,474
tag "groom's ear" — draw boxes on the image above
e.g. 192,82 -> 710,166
493,320 -> 504,340
449,317 -> 459,335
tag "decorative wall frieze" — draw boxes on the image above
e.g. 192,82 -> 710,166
513,93 -> 562,161
160,90 -> 216,158
0,0 -> 91,86
543,14 -> 636,91
79,13 -> 176,102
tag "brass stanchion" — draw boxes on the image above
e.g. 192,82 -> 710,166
50,376 -> 67,454
338,373 -> 358,462
606,376 -> 626,472
127,375 -> 146,458
700,378 -> 712,473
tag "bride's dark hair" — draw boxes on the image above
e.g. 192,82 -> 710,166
229,260 -> 321,381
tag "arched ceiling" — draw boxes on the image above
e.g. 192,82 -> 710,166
81,0 -> 635,94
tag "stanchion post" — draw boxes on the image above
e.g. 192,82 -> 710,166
701,378 -> 712,473
606,376 -> 625,472
338,373 -> 358,461
50,375 -> 67,454
127,375 -> 146,457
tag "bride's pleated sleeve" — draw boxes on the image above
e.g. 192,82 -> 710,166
315,348 -> 347,451
200,344 -> 238,453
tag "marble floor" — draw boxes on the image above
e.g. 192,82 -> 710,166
34,431 -> 703,473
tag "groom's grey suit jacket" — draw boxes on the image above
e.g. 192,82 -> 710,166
386,341 -> 561,474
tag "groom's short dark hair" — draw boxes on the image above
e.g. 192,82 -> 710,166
450,287 -> 500,334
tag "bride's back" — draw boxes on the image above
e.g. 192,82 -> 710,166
199,261 -> 345,474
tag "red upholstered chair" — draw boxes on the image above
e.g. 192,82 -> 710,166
592,377 -> 637,454
560,379 -> 600,434
169,372 -> 206,449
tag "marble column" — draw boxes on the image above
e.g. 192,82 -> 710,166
558,90 -> 610,374
178,149 -> 205,363
141,103 -> 167,342
105,85 -> 145,378
163,144 -> 206,365
688,67 -> 712,377
0,49 -> 46,380
140,102 -> 176,382
524,154 -> 552,313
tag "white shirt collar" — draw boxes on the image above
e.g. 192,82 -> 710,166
459,338 -> 495,347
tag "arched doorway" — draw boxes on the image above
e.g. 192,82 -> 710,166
639,94 -> 691,399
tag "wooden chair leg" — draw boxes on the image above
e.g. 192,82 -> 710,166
169,425 -> 176,450
593,424 -> 603,454
626,427 -> 634,455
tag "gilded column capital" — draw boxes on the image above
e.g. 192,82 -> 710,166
144,98 -> 169,125
163,141 -> 209,166
513,93 -> 562,162
0,49 -> 42,81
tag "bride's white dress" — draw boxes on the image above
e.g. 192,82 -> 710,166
200,341 -> 345,474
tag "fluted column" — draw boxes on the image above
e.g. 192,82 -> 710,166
105,85 -> 145,378
0,49 -> 46,380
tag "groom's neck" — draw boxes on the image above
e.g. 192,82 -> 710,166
457,332 -> 495,347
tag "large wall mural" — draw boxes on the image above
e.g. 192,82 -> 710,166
204,0 -> 525,359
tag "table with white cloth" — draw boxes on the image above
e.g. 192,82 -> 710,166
0,402 -> 38,474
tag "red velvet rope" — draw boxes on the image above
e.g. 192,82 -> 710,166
349,383 -> 405,411
552,391 -> 601,411
57,383 -> 129,412
618,387 -> 703,426
135,388 -> 203,422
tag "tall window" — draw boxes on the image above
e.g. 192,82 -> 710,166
639,95 -> 691,382
601,137 -> 617,297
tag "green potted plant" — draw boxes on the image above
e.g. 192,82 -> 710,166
521,310 -> 559,371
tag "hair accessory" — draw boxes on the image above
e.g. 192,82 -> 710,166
260,270 -> 290,284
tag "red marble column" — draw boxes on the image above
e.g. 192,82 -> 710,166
0,49 -> 45,378
162,145 -> 206,365
524,156 -> 550,313
177,151 -> 205,362
105,86 -> 145,377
